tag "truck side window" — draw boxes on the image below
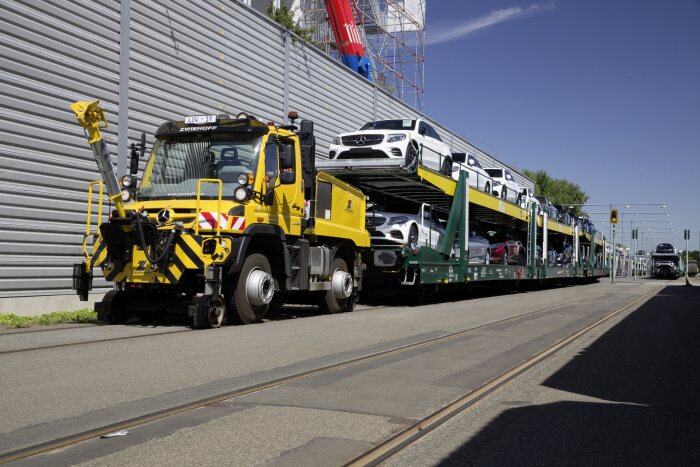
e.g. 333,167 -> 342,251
265,135 -> 278,190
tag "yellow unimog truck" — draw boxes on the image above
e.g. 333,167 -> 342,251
71,101 -> 369,328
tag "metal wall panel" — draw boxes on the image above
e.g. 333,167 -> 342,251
0,0 -> 532,300
0,0 -> 120,297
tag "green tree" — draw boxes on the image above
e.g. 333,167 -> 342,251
523,169 -> 589,215
266,3 -> 315,44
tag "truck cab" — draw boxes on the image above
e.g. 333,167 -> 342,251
73,105 -> 369,328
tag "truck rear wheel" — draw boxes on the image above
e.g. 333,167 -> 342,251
230,253 -> 274,324
319,257 -> 354,314
97,290 -> 130,324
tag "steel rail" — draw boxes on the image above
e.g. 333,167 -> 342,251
0,286 -> 646,464
345,285 -> 663,466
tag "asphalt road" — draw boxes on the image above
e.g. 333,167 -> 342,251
0,279 -> 684,466
387,279 -> 700,466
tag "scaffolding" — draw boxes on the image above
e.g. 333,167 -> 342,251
299,0 -> 426,111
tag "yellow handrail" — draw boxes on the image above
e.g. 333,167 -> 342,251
83,181 -> 104,258
195,178 -> 223,236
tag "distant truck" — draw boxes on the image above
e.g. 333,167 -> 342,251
688,261 -> 698,277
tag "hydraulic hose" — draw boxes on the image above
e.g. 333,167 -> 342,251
134,214 -> 177,265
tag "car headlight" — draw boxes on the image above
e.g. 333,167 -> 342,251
234,186 -> 249,201
387,216 -> 408,225
493,181 -> 502,186
332,137 -> 340,145
387,134 -> 406,143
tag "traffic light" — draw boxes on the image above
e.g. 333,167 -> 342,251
610,209 -> 618,224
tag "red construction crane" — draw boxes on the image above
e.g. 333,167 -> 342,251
323,0 -> 372,80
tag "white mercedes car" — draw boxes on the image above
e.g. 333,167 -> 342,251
365,206 -> 445,250
452,153 -> 492,193
484,167 -> 521,204
328,118 -> 453,175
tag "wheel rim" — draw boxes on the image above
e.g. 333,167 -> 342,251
245,268 -> 274,307
331,268 -> 353,299
208,297 -> 225,328
408,225 -> 419,248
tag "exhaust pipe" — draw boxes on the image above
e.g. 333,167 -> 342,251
70,100 -> 125,217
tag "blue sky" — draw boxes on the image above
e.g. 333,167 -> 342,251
423,0 -> 700,251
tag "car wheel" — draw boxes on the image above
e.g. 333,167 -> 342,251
503,250 -> 509,265
407,223 -> 419,249
484,182 -> 491,194
501,187 -> 507,200
485,249 -> 491,265
405,141 -> 419,173
441,158 -> 452,176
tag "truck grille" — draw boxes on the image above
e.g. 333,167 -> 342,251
341,134 -> 384,146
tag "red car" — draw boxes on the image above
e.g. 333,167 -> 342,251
490,240 -> 526,265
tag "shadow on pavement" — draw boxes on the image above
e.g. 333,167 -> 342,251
438,285 -> 700,466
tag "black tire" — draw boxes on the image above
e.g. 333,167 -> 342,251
485,182 -> 491,194
441,158 -> 452,176
407,223 -> 419,249
319,257 -> 354,314
230,253 -> 273,324
501,187 -> 507,200
405,142 -> 419,173
98,290 -> 130,324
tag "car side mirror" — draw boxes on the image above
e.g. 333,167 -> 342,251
451,152 -> 466,163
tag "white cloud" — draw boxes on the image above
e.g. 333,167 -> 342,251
428,3 -> 555,45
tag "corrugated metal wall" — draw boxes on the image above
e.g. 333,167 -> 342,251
0,0 -> 532,300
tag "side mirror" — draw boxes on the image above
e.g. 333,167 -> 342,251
451,152 -> 466,163
129,143 -> 139,175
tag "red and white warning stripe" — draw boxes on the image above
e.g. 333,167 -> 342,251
228,216 -> 246,230
198,212 -> 228,230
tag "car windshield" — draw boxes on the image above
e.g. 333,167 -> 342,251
360,119 -> 416,130
485,168 -> 503,178
139,133 -> 262,200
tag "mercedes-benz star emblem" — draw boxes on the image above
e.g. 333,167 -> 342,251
157,209 -> 172,224
355,135 -> 367,146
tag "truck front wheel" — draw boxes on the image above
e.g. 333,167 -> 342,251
319,257 -> 355,314
230,253 -> 274,324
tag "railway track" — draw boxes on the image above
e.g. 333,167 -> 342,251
0,285 -> 659,465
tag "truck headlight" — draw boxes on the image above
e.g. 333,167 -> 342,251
387,134 -> 406,143
237,173 -> 249,185
234,186 -> 249,201
121,175 -> 133,187
120,188 -> 131,202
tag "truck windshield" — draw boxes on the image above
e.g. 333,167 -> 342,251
360,119 -> 416,130
139,134 -> 262,200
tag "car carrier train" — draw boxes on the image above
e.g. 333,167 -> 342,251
71,101 -> 609,329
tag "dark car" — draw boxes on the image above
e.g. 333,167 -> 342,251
490,239 -> 525,265
655,243 -> 675,254
557,243 -> 574,266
